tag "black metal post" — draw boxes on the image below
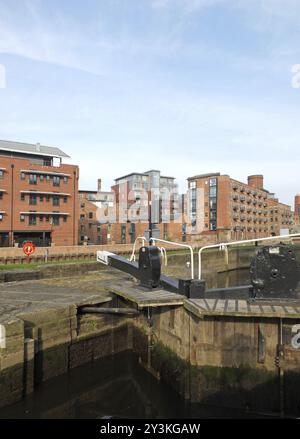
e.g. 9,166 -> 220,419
149,200 -> 152,241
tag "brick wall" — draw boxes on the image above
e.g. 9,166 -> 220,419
0,156 -> 79,246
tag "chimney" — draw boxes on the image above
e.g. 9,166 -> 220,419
247,175 -> 264,190
97,178 -> 102,192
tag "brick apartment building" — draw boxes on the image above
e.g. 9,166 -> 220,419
187,173 -> 293,241
0,140 -> 79,247
295,195 -> 300,225
111,170 -> 183,244
78,179 -> 115,245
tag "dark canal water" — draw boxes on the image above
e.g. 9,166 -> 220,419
0,352 -> 265,419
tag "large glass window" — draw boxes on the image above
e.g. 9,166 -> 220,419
29,194 -> 37,205
53,195 -> 60,206
29,174 -> 37,185
209,178 -> 217,231
53,176 -> 60,187
52,216 -> 60,226
29,215 -> 36,225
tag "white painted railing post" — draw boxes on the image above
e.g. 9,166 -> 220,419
0,324 -> 6,349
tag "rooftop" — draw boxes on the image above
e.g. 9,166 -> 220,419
115,170 -> 175,182
0,140 -> 70,159
187,172 -> 221,181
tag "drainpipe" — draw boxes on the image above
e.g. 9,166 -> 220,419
10,164 -> 14,246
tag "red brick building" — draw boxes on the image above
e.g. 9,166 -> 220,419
295,195 -> 300,225
187,173 -> 293,241
0,140 -> 79,247
111,170 -> 183,243
78,179 -> 115,245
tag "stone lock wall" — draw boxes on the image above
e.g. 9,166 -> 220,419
133,306 -> 300,415
0,303 -> 133,409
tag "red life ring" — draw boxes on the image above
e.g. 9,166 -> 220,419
23,241 -> 36,256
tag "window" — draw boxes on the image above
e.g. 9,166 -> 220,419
0,193 -> 3,200
80,214 -> 85,220
209,186 -> 217,197
40,195 -> 44,202
52,216 -> 59,226
46,195 -> 50,202
210,221 -> 217,231
29,194 -> 37,205
20,172 -> 25,180
20,193 -> 25,201
40,175 -> 44,182
29,174 -> 37,185
0,214 -> 3,221
210,198 -> 217,210
45,215 -> 49,222
63,196 -> 67,203
63,176 -> 68,184
190,181 -> 196,189
63,216 -> 67,222
0,170 -> 3,178
209,178 -> 218,231
39,215 -> 43,222
89,212 -> 93,219
29,215 -> 36,225
46,175 -> 50,182
53,176 -> 60,187
20,214 -> 25,222
53,195 -> 60,206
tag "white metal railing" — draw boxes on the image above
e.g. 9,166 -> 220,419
129,236 -> 147,261
158,246 -> 168,267
150,237 -> 194,279
129,236 -> 168,267
198,233 -> 300,280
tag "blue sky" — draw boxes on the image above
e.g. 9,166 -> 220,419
0,0 -> 299,205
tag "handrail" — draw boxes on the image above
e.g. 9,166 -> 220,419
198,233 -> 300,280
150,238 -> 194,279
129,236 -> 147,261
